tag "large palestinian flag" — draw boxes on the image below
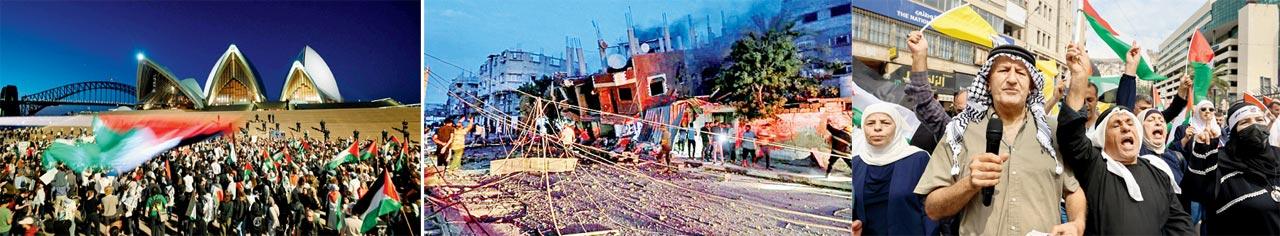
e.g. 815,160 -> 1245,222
1082,0 -> 1164,81
42,115 -> 236,175
351,171 -> 402,233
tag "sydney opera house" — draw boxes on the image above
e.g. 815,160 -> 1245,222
137,44 -> 394,111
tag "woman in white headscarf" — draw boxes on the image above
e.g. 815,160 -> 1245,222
1173,100 -> 1223,218
849,103 -> 936,235
1057,103 -> 1192,234
1176,101 -> 1221,150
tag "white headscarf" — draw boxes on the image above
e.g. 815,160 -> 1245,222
1090,107 -> 1181,201
859,103 -> 925,166
1191,100 -> 1220,134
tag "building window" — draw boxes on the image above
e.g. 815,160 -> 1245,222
920,0 -> 961,11
868,15 -> 889,45
648,74 -> 666,96
801,12 -> 818,23
830,4 -> 851,17
618,88 -> 633,101
955,43 -> 974,64
853,11 -> 866,42
831,35 -> 851,46
893,23 -> 909,50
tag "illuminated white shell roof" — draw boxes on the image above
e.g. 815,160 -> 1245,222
296,46 -> 342,102
202,44 -> 266,102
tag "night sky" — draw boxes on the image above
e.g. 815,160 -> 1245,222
1,1 -> 421,113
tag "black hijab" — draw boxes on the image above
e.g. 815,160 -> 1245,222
1220,102 -> 1280,178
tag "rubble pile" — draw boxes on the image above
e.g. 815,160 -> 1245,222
430,162 -> 850,235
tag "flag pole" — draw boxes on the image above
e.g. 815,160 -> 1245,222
1073,0 -> 1084,44
400,210 -> 417,236
1185,34 -> 1194,103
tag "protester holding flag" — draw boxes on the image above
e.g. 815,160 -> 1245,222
1203,102 -> 1280,234
911,37 -> 1085,234
1058,43 -> 1194,234
903,31 -> 954,153
849,103 -> 937,235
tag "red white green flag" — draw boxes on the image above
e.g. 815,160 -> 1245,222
325,141 -> 361,170
352,171 -> 402,233
41,115 -> 236,175
1082,0 -> 1164,81
1188,30 -> 1215,102
361,140 -> 378,161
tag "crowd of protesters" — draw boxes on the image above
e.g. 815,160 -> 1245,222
0,127 -> 421,235
841,29 -> 1280,235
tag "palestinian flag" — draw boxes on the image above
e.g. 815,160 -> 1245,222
1169,30 -> 1217,130
1082,0 -> 1165,81
395,139 -> 409,172
1188,30 -> 1215,102
329,192 -> 344,231
361,140 -> 378,161
266,148 -> 282,170
384,137 -> 401,154
326,141 -> 361,170
243,160 -> 253,179
42,115 -> 236,175
283,148 -> 293,163
351,171 -> 402,233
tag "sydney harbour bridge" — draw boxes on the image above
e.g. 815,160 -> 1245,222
0,81 -> 136,116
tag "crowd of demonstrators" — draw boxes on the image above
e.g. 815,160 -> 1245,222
847,28 -> 1280,236
0,127 -> 421,235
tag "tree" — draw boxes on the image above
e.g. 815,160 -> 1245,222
712,21 -> 823,120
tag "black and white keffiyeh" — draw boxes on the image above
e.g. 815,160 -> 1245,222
943,46 -> 1061,176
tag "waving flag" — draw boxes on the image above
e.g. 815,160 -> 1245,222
1188,30 -> 1215,102
42,115 -> 236,175
924,3 -> 1012,48
361,140 -> 379,161
1245,93 -> 1266,110
1082,0 -> 1164,81
352,171 -> 402,233
326,141 -> 361,170
1166,30 -> 1218,129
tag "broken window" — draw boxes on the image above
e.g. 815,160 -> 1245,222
830,4 -> 851,17
801,12 -> 818,23
648,74 -> 666,96
618,88 -> 633,101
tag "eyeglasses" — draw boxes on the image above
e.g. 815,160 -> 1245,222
1201,108 -> 1216,112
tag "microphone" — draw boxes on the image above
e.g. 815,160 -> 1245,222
983,115 -> 1002,207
